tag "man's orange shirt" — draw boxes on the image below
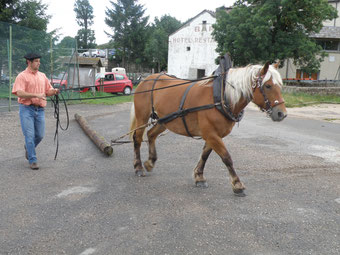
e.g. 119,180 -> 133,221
12,68 -> 53,107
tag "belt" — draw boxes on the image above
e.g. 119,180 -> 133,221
29,104 -> 43,108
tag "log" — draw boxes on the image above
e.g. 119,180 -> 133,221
74,113 -> 113,156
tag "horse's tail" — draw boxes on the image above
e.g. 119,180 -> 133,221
129,102 -> 148,141
129,103 -> 137,141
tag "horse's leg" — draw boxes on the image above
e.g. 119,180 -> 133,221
205,135 -> 246,196
194,142 -> 212,188
143,124 -> 166,172
133,127 -> 146,177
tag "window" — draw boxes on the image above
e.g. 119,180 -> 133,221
296,69 -> 318,80
115,74 -> 125,80
316,40 -> 339,51
105,74 -> 114,81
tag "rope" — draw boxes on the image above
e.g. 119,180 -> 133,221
110,120 -> 157,145
50,93 -> 69,159
57,75 -> 219,102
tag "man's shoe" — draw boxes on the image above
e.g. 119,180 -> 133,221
24,145 -> 28,160
30,162 -> 39,170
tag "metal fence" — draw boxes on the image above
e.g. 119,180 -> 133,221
0,21 -> 81,111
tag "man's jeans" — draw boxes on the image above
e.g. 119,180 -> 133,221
19,104 -> 45,164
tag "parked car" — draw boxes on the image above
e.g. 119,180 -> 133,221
83,72 -> 133,95
82,49 -> 106,58
49,74 -> 68,90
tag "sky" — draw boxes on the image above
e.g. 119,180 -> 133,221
42,0 -> 237,45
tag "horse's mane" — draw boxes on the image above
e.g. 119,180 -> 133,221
225,64 -> 282,108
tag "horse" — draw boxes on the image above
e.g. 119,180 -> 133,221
129,61 -> 287,196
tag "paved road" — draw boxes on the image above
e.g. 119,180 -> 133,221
0,103 -> 339,254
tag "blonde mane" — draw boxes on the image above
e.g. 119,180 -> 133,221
225,64 -> 283,108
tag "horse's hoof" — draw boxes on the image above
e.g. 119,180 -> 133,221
135,170 -> 145,177
196,181 -> 208,188
143,160 -> 154,172
233,189 -> 246,197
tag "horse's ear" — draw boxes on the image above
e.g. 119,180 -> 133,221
273,61 -> 280,69
260,62 -> 270,76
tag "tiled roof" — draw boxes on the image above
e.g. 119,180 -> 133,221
310,26 -> 340,39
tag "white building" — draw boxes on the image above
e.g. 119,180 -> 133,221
279,0 -> 340,80
168,10 -> 218,79
168,1 -> 340,81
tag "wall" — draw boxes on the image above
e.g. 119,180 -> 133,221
324,0 -> 340,26
279,51 -> 340,80
168,11 -> 218,79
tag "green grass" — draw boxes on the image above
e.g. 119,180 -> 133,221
282,92 -> 340,108
64,91 -> 133,105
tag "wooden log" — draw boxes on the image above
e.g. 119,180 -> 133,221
74,113 -> 113,156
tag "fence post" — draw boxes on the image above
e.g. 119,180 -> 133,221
8,25 -> 12,111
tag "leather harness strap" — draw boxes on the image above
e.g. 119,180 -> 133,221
213,54 -> 244,122
150,73 -> 165,120
157,82 -> 215,137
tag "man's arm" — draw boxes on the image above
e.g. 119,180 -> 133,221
16,90 -> 46,100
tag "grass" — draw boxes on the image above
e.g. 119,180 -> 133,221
63,91 -> 133,105
282,92 -> 340,108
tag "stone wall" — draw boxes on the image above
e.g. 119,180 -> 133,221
283,86 -> 340,96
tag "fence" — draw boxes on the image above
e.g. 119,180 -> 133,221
0,21 -> 82,111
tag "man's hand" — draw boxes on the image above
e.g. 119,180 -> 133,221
47,88 -> 59,97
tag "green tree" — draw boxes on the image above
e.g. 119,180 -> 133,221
0,0 -> 52,74
0,0 -> 19,22
74,0 -> 96,49
144,15 -> 181,72
212,0 -> 338,73
105,0 -> 149,68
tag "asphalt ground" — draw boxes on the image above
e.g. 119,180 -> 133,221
0,102 -> 339,254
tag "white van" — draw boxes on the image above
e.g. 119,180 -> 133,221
112,67 -> 126,75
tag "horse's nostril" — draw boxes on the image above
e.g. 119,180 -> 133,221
277,111 -> 286,119
277,111 -> 287,119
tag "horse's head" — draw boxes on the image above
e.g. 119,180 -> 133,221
252,62 -> 287,121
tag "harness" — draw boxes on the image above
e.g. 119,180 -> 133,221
252,74 -> 285,116
150,54 -> 243,138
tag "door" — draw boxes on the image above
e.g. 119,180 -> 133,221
197,69 -> 205,79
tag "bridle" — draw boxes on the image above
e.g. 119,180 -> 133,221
252,74 -> 285,116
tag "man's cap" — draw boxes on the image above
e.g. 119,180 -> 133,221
24,53 -> 41,61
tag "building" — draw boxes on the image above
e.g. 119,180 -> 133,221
279,0 -> 340,80
168,1 -> 340,81
168,10 -> 219,79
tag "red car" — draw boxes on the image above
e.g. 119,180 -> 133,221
49,74 -> 68,90
84,72 -> 133,95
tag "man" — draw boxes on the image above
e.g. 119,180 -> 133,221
12,53 -> 59,170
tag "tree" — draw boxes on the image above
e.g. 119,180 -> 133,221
74,0 -> 96,49
212,0 -> 338,73
0,0 -> 19,22
144,15 -> 182,72
0,0 -> 52,74
105,0 -> 149,68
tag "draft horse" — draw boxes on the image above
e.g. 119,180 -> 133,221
130,59 -> 287,196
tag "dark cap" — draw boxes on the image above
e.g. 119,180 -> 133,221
24,53 -> 41,61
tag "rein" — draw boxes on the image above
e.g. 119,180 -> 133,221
50,93 -> 69,159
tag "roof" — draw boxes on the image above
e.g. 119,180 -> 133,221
310,26 -> 340,39
58,56 -> 104,67
169,9 -> 216,37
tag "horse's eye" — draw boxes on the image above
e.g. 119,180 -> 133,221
265,84 -> 271,89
